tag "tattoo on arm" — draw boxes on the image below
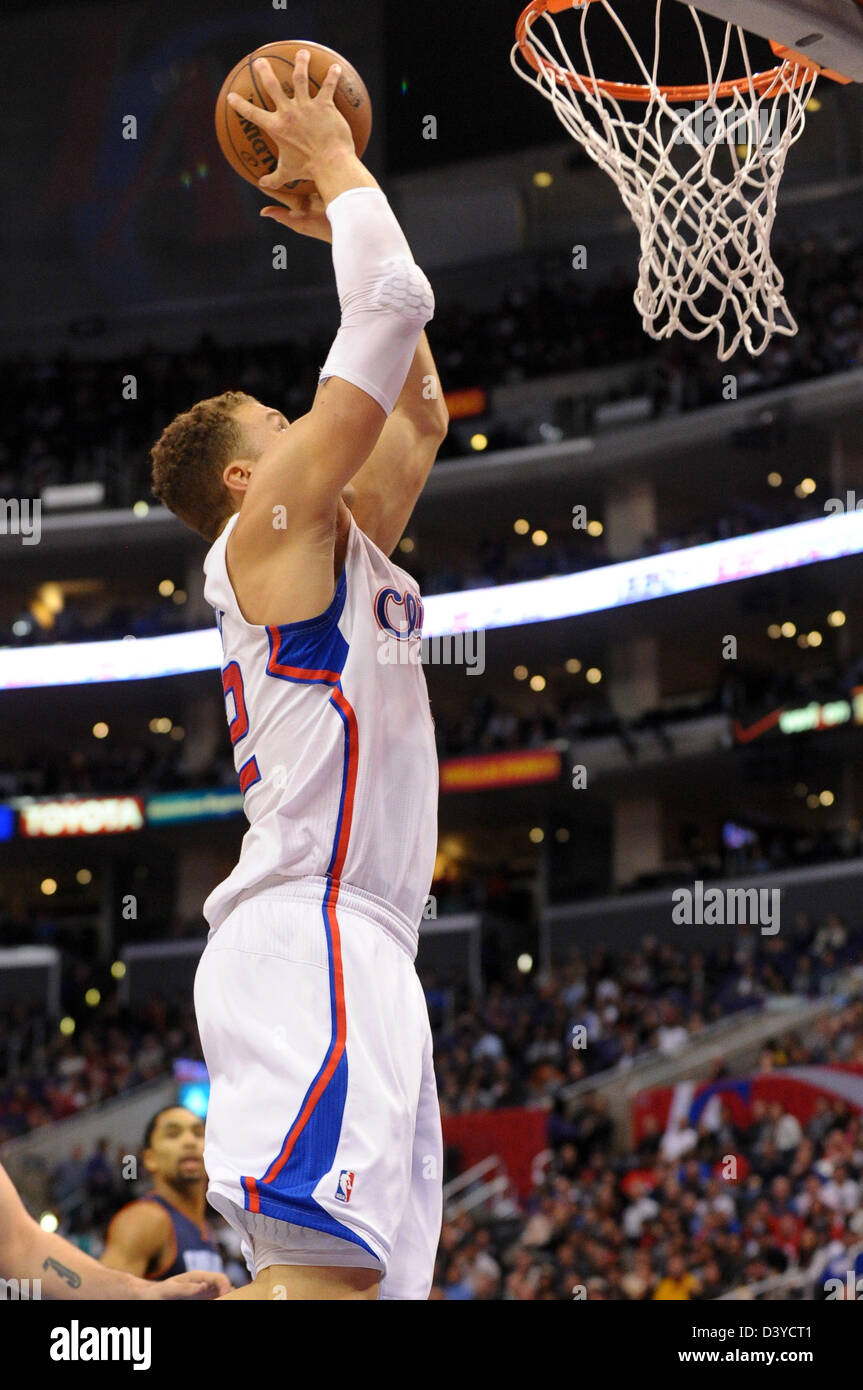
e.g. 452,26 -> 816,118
43,1256 -> 82,1289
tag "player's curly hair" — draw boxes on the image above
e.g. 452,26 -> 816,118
150,390 -> 254,542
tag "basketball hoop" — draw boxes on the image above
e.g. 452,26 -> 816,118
512,0 -> 827,360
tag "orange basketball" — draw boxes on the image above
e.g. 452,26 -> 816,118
214,40 -> 373,198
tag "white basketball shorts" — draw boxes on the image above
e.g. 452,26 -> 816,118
193,876 -> 442,1300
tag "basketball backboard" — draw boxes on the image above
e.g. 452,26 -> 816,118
678,0 -> 863,80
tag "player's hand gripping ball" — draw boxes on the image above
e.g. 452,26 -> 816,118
215,40 -> 372,199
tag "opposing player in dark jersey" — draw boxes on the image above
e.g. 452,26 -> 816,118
0,1162 -> 228,1299
101,1106 -> 226,1282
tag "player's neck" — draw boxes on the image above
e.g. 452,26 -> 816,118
154,1180 -> 207,1225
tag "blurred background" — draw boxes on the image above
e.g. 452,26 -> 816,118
3,0 -> 863,1300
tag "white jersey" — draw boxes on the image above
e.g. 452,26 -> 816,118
201,511 -> 439,954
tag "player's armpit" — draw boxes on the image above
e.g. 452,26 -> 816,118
227,514 -> 342,627
100,1201 -> 170,1278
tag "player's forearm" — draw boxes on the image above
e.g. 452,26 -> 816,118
348,336 -> 447,495
316,181 -> 434,423
391,333 -> 449,438
310,147 -> 379,207
7,1222 -> 156,1300
344,336 -> 447,551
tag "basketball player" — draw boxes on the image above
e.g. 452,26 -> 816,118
0,1162 -> 228,1299
101,1106 -> 227,1282
149,52 -> 447,1299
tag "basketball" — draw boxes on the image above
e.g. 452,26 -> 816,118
214,40 -> 372,197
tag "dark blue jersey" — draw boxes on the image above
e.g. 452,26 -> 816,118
121,1193 -> 225,1280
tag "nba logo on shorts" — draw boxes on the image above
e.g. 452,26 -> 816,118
335,1169 -> 355,1203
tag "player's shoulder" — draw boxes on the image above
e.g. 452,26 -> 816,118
106,1195 -> 173,1242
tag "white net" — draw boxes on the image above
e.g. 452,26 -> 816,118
512,0 -> 820,360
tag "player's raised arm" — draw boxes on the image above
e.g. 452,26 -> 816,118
223,52 -> 434,546
342,332 -> 448,556
256,192 -> 449,556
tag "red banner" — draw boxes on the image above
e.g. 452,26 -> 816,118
440,749 -> 561,794
442,1106 -> 549,1199
633,1064 -> 863,1143
443,387 -> 487,419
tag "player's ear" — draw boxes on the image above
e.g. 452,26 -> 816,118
223,460 -> 252,493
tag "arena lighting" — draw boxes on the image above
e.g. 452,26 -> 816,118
735,688 -> 863,743
442,387 -> 487,420
145,789 -> 244,824
17,797 -> 145,837
3,510 -> 863,690
174,1058 -> 210,1118
179,1081 -> 210,1118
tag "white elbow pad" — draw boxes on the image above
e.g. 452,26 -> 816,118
318,187 -> 434,415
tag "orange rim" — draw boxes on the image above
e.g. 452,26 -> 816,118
515,0 -> 819,103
